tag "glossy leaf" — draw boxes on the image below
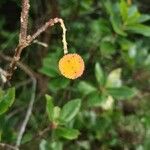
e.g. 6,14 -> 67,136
60,99 -> 81,123
138,14 -> 150,23
0,87 -> 15,115
48,77 -> 70,92
126,6 -> 140,25
53,106 -> 61,121
120,0 -> 128,22
78,81 -> 97,95
100,95 -> 114,110
39,139 -> 49,150
110,16 -> 127,36
50,141 -> 63,150
55,127 -> 80,140
105,1 -> 127,36
107,86 -> 137,99
45,94 -> 54,122
87,91 -> 106,107
100,41 -> 116,57
95,63 -> 105,86
39,66 -> 58,78
126,24 -> 150,37
106,68 -> 122,88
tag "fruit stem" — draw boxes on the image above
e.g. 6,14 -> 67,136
55,18 -> 68,54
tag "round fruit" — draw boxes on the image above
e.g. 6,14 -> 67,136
58,53 -> 85,79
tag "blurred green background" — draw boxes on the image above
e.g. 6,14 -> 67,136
0,0 -> 150,150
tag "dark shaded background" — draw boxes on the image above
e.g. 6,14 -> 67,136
0,0 -> 150,150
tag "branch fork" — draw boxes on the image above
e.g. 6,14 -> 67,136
1,0 -> 68,82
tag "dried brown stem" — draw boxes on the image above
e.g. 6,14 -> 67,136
0,52 -> 37,149
57,18 -> 68,54
6,45 -> 27,80
16,78 -> 36,148
5,0 -> 30,80
5,17 -> 67,81
20,0 -> 30,43
27,17 -> 68,54
6,17 -> 68,81
27,19 -> 57,42
1,0 -> 68,82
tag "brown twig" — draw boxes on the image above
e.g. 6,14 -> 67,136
0,52 -> 36,149
5,0 -> 30,80
0,0 -> 68,148
16,78 -> 36,148
6,0 -> 30,80
5,18 -> 68,81
27,18 -> 68,53
6,17 -> 68,81
33,40 -> 48,48
19,0 -> 30,43
1,0 -> 68,82
0,52 -> 35,78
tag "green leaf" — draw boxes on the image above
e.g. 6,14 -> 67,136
126,12 -> 141,25
0,89 -> 4,101
120,0 -> 128,22
39,50 -> 61,77
45,95 -> 54,122
110,16 -> 127,36
53,106 -> 61,121
106,68 -> 122,88
55,127 -> 80,140
138,14 -> 150,23
104,0 -> 114,16
45,95 -> 61,123
0,87 -> 15,115
100,41 -> 116,57
48,77 -> 70,92
0,115 -> 5,141
126,6 -> 141,25
39,55 -> 59,78
0,130 -> 2,141
126,24 -> 150,37
128,6 -> 139,18
118,37 -> 134,51
107,86 -> 137,99
39,66 -> 58,78
87,91 -> 106,107
104,1 -> 127,36
60,99 -> 81,123
95,63 -> 105,86
39,139 -> 49,150
50,141 -> 63,150
100,95 -> 114,110
78,81 -> 97,95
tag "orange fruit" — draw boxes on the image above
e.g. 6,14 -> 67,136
58,53 -> 85,79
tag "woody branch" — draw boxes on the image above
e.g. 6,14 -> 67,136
2,0 -> 67,82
